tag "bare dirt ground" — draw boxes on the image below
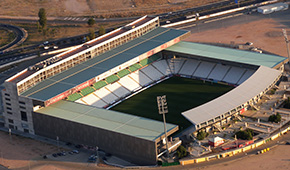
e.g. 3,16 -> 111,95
0,0 -> 220,17
184,18 -> 289,57
197,144 -> 290,170
0,130 -> 58,169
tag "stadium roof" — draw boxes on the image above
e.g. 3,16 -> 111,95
21,27 -> 189,101
182,66 -> 281,126
36,100 -> 178,141
165,41 -> 286,68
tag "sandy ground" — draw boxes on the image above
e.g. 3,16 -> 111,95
0,0 -> 220,17
185,18 -> 289,57
0,131 -> 58,169
198,144 -> 290,170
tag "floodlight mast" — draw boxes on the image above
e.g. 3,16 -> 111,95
282,29 -> 290,64
157,95 -> 170,158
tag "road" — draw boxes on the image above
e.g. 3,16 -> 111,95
0,24 -> 27,52
0,0 -> 265,25
175,7 -> 290,34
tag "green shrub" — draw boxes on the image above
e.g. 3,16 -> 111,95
235,129 -> 253,140
268,113 -> 281,123
176,145 -> 187,159
197,130 -> 207,140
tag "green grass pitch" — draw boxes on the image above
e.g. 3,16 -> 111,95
111,76 -> 234,131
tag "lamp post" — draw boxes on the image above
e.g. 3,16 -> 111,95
96,146 -> 99,165
56,136 -> 59,152
157,95 -> 169,158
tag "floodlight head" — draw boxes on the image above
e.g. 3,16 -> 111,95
157,95 -> 168,114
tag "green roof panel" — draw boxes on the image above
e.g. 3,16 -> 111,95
165,41 -> 286,68
36,100 -> 178,141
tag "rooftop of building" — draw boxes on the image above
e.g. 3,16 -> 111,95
182,65 -> 281,126
35,100 -> 178,141
8,16 -> 154,83
21,27 -> 189,102
165,41 -> 287,68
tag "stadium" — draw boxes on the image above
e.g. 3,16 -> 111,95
1,16 -> 287,165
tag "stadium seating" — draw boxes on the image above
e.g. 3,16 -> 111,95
178,59 -> 200,76
152,60 -> 171,75
117,69 -> 131,78
170,58 -> 186,74
237,69 -> 256,85
118,76 -> 141,91
105,82 -> 130,98
129,70 -> 153,86
67,93 -> 82,101
208,64 -> 231,81
76,99 -> 86,105
80,86 -> 95,96
93,88 -> 119,104
76,92 -> 108,108
106,74 -> 119,84
93,81 -> 107,90
77,93 -> 100,105
193,61 -> 216,78
222,67 -> 246,84
141,65 -> 164,81
148,54 -> 161,63
129,63 -> 142,72
140,58 -> 151,67
91,98 -> 108,108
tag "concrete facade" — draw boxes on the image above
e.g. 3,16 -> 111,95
32,111 -> 158,165
1,81 -> 35,134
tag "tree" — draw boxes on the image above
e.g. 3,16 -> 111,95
99,26 -> 106,36
235,129 -> 253,140
176,145 -> 187,159
38,8 -> 47,29
89,29 -> 95,40
268,113 -> 281,123
197,130 -> 207,140
87,18 -> 96,27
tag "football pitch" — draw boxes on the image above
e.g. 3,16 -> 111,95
111,77 -> 234,131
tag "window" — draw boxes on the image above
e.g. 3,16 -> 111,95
7,111 -> 12,115
6,103 -> 11,106
8,119 -> 13,124
21,111 -> 27,121
8,124 -> 14,129
6,107 -> 12,110
19,101 -> 25,105
4,93 -> 10,97
20,106 -> 26,109
24,129 -> 29,133
5,98 -> 10,101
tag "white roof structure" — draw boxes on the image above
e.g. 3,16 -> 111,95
209,136 -> 224,143
182,66 -> 281,126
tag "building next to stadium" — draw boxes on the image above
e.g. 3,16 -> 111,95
1,15 -> 287,165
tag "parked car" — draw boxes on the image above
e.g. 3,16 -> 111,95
72,150 -> 79,154
88,155 -> 97,162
